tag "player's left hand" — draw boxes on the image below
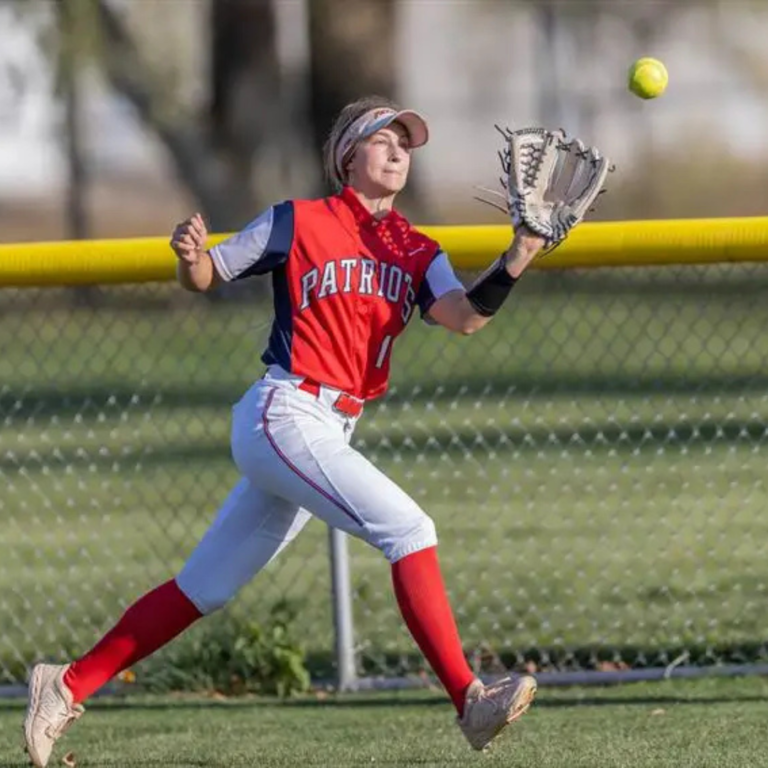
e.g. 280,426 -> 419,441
477,127 -> 614,251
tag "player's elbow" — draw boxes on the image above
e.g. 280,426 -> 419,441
430,294 -> 491,335
457,315 -> 489,336
177,276 -> 204,293
457,296 -> 492,335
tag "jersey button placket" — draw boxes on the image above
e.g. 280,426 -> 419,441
354,223 -> 372,394
355,276 -> 370,394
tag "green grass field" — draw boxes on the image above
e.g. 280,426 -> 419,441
2,677 -> 768,766
3,265 -> 768,683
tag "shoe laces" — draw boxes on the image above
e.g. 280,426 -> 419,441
43,702 -> 84,740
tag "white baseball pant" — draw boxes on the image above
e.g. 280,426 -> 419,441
176,366 -> 437,615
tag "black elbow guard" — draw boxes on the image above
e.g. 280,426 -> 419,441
465,257 -> 518,317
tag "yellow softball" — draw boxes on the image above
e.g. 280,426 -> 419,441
628,57 -> 668,100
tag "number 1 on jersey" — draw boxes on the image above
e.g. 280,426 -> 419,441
375,334 -> 393,369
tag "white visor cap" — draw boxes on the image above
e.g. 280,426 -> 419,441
334,107 -> 429,182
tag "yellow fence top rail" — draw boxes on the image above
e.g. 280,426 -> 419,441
1,217 -> 768,287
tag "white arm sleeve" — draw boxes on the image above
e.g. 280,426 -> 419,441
417,250 -> 465,318
208,201 -> 294,281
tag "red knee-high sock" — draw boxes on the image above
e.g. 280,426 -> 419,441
391,547 -> 476,715
63,579 -> 202,704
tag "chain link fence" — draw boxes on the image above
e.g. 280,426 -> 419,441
2,262 -> 768,687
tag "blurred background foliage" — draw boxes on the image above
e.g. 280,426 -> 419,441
3,0 -> 768,245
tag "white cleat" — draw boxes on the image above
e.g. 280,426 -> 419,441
23,664 -> 84,768
457,674 -> 537,751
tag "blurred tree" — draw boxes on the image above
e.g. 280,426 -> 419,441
307,0 -> 424,216
307,0 -> 396,158
94,0 -> 280,231
57,0 -> 89,240
58,0 -> 101,305
75,0 -> 424,226
209,0 -> 282,221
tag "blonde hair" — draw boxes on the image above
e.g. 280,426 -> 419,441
323,95 -> 402,192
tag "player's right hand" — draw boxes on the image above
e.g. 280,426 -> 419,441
170,213 -> 208,265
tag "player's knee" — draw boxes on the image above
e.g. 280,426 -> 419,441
379,511 -> 437,564
175,572 -> 232,616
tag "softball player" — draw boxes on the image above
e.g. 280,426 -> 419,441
24,95 -> 553,766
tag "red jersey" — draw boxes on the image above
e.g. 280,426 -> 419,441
209,186 -> 464,400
